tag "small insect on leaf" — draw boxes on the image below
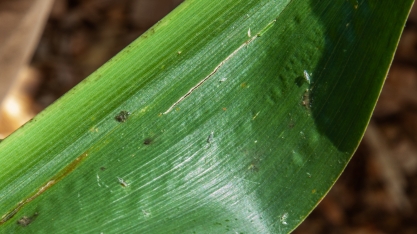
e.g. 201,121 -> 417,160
280,213 -> 288,225
303,70 -> 311,84
207,131 -> 214,143
115,111 -> 130,123
118,177 -> 129,187
17,212 -> 38,227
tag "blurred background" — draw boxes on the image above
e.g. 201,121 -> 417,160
0,0 -> 416,233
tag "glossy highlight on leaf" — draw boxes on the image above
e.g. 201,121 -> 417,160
0,0 -> 414,233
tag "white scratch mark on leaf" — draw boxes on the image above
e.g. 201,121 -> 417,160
163,19 -> 277,114
97,174 -> 101,187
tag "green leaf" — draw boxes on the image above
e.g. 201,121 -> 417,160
0,0 -> 413,233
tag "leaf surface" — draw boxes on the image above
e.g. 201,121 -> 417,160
0,0 -> 413,233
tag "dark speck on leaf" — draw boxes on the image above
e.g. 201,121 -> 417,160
115,111 -> 130,122
144,138 -> 152,145
100,167 -> 106,171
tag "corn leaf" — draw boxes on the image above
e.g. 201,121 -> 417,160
0,0 -> 413,233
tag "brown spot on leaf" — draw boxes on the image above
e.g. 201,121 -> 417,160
1,152 -> 88,225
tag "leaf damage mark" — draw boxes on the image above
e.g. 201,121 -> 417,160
143,138 -> 153,145
118,177 -> 129,187
280,213 -> 289,225
142,209 -> 151,217
257,19 -> 276,37
115,111 -> 130,122
17,212 -> 38,227
302,89 -> 312,109
248,159 -> 260,172
163,19 -> 277,114
207,131 -> 214,144
0,152 -> 89,225
252,111 -> 260,120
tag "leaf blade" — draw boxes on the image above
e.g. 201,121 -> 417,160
0,0 -> 413,233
